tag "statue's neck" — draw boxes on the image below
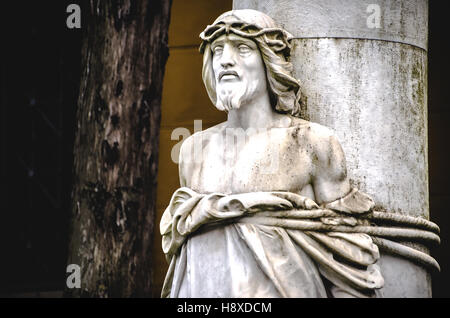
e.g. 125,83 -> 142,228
226,93 -> 290,130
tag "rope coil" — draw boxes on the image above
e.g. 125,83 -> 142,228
239,209 -> 441,272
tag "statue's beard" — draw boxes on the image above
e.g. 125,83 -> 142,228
215,81 -> 251,112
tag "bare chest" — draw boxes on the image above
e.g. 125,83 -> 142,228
186,128 -> 313,194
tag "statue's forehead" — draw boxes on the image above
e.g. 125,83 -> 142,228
211,33 -> 256,45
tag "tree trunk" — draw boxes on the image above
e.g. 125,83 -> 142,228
66,0 -> 171,297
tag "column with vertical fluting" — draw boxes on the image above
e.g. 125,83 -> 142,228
233,0 -> 431,297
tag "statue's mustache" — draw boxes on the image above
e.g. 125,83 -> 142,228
218,70 -> 239,81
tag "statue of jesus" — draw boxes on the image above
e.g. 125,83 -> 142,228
160,9 -> 385,298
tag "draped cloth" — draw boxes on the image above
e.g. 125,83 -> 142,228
160,187 -> 384,298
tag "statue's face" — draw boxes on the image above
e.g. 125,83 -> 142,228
211,33 -> 267,111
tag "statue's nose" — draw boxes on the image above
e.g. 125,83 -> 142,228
220,44 -> 236,68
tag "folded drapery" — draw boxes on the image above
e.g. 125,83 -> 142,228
160,187 -> 386,298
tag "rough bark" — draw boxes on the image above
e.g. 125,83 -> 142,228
66,0 -> 171,297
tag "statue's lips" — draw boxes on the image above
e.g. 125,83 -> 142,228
219,70 -> 239,81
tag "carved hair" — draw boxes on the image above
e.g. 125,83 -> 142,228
200,9 -> 301,116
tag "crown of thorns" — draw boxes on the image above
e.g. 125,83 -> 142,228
199,21 -> 294,58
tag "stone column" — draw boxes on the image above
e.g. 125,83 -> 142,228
233,0 -> 430,297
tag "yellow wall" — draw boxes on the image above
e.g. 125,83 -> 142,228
152,0 -> 231,297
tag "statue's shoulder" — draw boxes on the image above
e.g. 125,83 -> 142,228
190,121 -> 226,140
180,122 -> 227,153
288,116 -> 337,141
199,121 -> 228,136
288,117 -> 344,165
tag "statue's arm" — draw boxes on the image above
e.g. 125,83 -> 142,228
178,135 -> 194,188
311,132 -> 351,205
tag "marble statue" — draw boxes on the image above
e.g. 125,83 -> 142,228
160,9 -> 440,298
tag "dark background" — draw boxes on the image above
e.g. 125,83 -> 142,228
0,1 -> 449,297
0,1 -> 83,295
427,0 -> 450,298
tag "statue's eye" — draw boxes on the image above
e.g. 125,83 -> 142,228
213,46 -> 223,55
238,44 -> 251,54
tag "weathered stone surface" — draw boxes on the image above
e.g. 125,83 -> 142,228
292,39 -> 428,219
377,254 -> 431,297
234,0 -> 428,50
